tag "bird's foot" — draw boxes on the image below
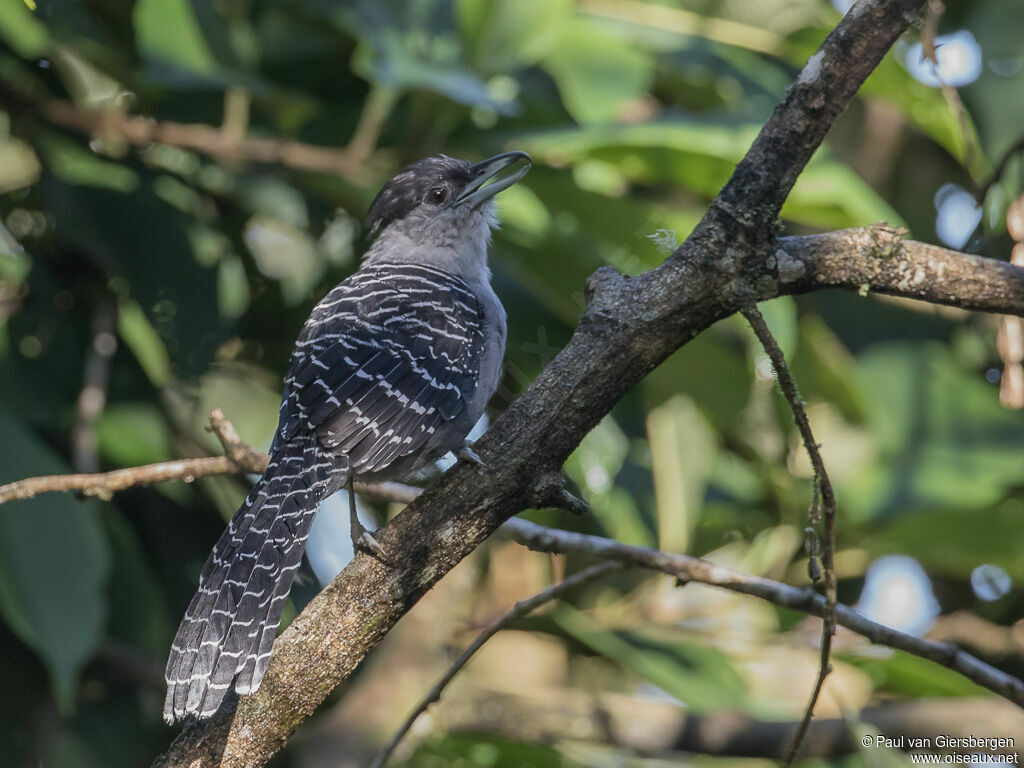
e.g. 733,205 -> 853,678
457,442 -> 486,469
351,521 -> 390,563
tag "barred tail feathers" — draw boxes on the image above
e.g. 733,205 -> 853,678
163,435 -> 338,723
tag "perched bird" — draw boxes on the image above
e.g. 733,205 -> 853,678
164,151 -> 531,723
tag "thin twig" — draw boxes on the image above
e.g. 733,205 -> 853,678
369,561 -> 623,768
503,518 -> 1024,709
0,82 -> 368,179
0,409 -> 422,507
741,305 -> 837,766
343,86 -> 398,168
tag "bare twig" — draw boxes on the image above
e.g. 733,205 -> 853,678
504,518 -> 1024,709
369,561 -> 623,768
17,93 -> 367,178
344,86 -> 398,169
206,408 -> 268,473
741,305 -> 838,765
220,88 -> 251,148
0,409 -> 422,507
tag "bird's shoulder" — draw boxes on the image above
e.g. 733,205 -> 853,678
303,262 -> 484,339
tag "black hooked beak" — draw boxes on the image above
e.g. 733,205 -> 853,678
456,151 -> 532,209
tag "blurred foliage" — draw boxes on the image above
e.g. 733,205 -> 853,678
0,0 -> 1023,766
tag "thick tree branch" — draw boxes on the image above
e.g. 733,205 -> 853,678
504,519 -> 1024,708
778,226 -> 1024,312
149,2 -> 955,765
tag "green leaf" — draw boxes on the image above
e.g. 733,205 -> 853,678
644,324 -> 751,435
565,416 -> 652,546
0,408 -> 109,708
0,0 -> 49,58
553,606 -> 748,712
541,19 -> 653,125
217,254 -> 250,319
342,0 -> 497,108
242,216 -> 323,306
133,0 -> 217,74
783,160 -> 906,230
869,500 -> 1024,580
860,46 -> 990,184
518,121 -> 902,229
96,403 -> 172,467
853,342 -> 1024,517
841,649 -> 990,699
103,509 -> 172,655
738,295 -> 798,362
117,300 -> 172,389
0,132 -> 41,195
37,134 -> 139,193
457,0 -> 573,74
791,315 -> 870,425
964,0 -> 1024,167
197,364 -> 282,452
647,395 -> 716,553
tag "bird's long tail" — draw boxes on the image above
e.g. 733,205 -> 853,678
163,433 -> 341,723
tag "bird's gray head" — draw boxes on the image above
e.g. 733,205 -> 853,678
365,152 -> 531,253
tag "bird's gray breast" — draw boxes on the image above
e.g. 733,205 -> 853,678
466,279 -> 506,426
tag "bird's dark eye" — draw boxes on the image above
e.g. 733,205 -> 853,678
427,187 -> 448,205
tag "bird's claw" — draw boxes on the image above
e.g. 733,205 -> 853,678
352,525 -> 390,563
458,443 -> 486,469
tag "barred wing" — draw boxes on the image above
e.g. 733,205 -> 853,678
278,263 -> 487,474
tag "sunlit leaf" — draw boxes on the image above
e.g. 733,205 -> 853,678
868,499 -> 1024,580
457,0 -> 573,74
0,0 -> 49,58
197,364 -> 282,452
518,121 -> 903,229
37,134 -> 138,192
118,300 -> 172,389
842,649 -> 990,699
133,0 -> 217,74
791,315 -> 870,425
647,395 -> 716,553
541,18 -> 653,125
96,402 -> 172,467
782,160 -> 906,230
565,416 -> 652,545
